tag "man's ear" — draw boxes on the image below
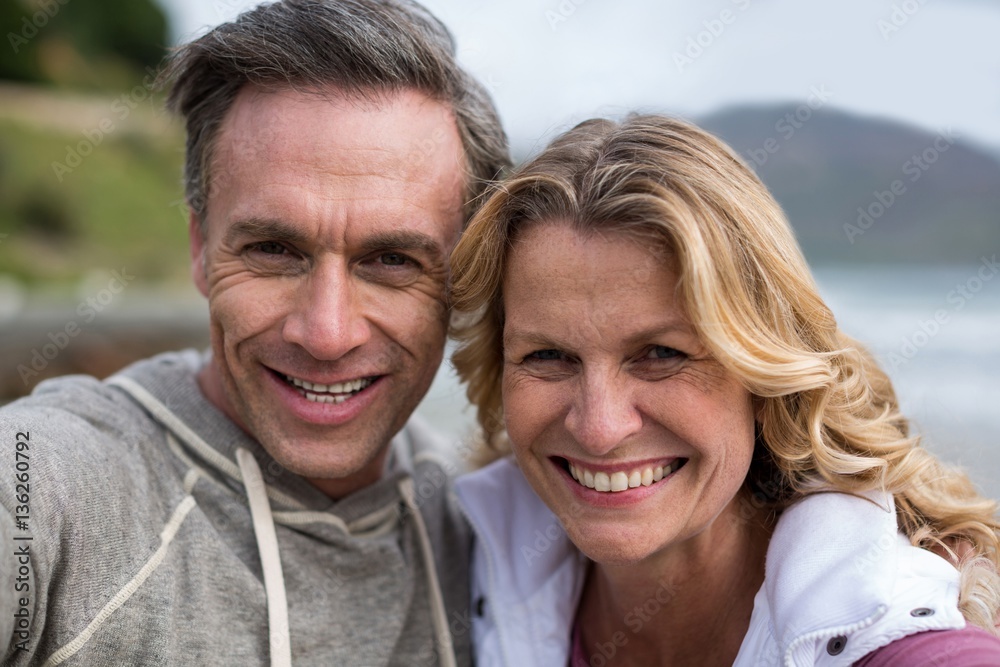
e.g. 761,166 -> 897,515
189,210 -> 209,298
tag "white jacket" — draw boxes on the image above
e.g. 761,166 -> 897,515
455,457 -> 966,667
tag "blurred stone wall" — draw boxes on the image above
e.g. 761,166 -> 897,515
1,293 -> 208,404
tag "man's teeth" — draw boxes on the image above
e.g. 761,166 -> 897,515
285,375 -> 373,403
568,461 -> 681,493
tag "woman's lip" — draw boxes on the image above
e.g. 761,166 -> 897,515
550,457 -> 687,495
552,457 -> 683,506
554,455 -> 681,474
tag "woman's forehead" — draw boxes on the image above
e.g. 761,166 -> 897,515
502,223 -> 694,339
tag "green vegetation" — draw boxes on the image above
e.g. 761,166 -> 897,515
2,0 -> 168,92
0,0 -> 184,289
0,95 -> 189,288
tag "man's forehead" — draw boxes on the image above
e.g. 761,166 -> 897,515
213,84 -> 461,163
202,83 -> 467,242
208,86 -> 468,206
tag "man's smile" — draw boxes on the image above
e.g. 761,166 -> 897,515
282,373 -> 376,404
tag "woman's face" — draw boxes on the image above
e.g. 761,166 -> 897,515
501,221 -> 757,565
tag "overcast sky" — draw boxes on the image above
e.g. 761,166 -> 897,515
157,0 -> 1000,156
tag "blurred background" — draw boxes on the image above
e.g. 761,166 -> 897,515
1,0 -> 997,494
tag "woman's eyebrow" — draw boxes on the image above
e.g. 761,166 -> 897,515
502,328 -> 561,349
503,321 -> 694,349
620,322 -> 696,345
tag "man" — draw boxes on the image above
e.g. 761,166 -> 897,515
0,1 -> 509,664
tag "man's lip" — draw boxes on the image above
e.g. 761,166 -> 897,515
266,366 -> 383,386
264,365 -> 384,426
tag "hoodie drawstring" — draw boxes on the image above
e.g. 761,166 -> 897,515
235,455 -> 457,667
237,448 -> 293,667
112,372 -> 458,666
399,477 -> 458,667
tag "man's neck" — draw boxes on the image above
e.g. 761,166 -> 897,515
305,457 -> 390,500
196,360 -> 244,429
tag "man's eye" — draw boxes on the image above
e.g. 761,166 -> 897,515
252,241 -> 287,255
379,253 -> 410,266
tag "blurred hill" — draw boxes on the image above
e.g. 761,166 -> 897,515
0,0 -> 184,287
700,104 -> 1000,265
1,0 -> 168,91
0,83 -> 188,287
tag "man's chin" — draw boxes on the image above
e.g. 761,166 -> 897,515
258,432 -> 388,482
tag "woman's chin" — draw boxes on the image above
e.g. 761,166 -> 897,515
565,524 -> 669,567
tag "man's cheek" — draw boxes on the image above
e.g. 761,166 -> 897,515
212,282 -> 291,344
405,282 -> 451,329
397,306 -> 448,353
365,284 -> 448,338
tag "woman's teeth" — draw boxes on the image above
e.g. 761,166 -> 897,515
285,375 -> 373,403
568,460 -> 683,493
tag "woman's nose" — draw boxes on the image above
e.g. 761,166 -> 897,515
563,370 -> 643,456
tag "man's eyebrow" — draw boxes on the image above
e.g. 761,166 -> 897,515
361,230 -> 445,262
224,220 -> 446,261
224,218 -> 310,246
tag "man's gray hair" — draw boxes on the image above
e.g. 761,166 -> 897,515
161,0 -> 510,227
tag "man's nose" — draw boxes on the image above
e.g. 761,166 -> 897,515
563,369 -> 643,456
282,261 -> 371,360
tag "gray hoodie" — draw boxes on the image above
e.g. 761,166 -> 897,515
0,350 -> 472,666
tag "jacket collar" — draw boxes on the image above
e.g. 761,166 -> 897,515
457,458 -> 965,666
759,490 -> 964,664
456,457 -> 586,666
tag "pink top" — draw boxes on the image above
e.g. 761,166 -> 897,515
570,623 -> 1000,666
853,624 -> 1000,667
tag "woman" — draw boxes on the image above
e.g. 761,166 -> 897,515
450,115 -> 1000,665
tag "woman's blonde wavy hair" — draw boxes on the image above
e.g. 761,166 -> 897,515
449,114 -> 1000,632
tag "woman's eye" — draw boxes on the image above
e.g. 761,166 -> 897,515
527,349 -> 564,361
645,346 -> 683,360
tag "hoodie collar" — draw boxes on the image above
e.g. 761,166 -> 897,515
108,349 -> 410,523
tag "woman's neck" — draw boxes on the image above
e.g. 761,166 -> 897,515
575,499 -> 772,666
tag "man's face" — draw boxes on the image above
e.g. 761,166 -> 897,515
190,86 -> 467,498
